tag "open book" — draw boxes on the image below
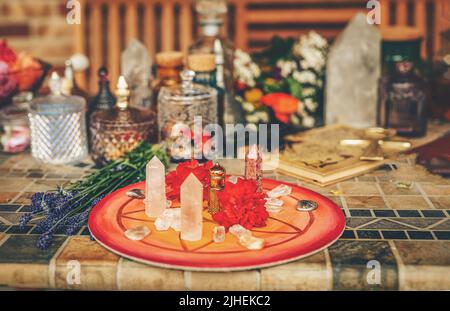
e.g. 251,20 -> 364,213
277,125 -> 387,186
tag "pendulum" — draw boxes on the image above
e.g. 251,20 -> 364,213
209,162 -> 226,215
245,145 -> 263,192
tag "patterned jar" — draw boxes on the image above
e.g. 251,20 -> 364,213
158,70 -> 217,160
89,76 -> 157,166
28,72 -> 88,164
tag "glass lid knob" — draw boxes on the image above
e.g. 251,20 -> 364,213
48,71 -> 63,96
181,69 -> 195,90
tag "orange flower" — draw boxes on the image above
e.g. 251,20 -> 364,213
244,88 -> 263,103
261,93 -> 300,124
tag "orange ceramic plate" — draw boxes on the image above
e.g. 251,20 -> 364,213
88,178 -> 345,271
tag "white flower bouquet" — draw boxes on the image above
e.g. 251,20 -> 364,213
233,32 -> 329,132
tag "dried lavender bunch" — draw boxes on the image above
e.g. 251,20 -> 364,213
19,143 -> 168,249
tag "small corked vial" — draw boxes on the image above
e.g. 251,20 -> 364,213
187,54 -> 216,72
208,162 -> 226,215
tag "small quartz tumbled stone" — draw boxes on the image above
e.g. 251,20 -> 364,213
239,235 -> 265,250
265,197 -> 284,213
229,224 -> 252,240
267,184 -> 292,198
154,208 -> 181,231
229,224 -> 265,250
213,226 -> 225,243
265,197 -> 284,206
124,226 -> 151,240
154,217 -> 171,231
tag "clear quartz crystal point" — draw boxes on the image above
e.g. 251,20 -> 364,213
145,156 -> 166,218
181,173 -> 204,241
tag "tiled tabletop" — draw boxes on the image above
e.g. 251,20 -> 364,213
0,135 -> 449,290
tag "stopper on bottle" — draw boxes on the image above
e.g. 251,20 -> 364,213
48,71 -> 63,96
155,51 -> 184,67
115,76 -> 130,110
188,54 -> 216,72
98,66 -> 109,81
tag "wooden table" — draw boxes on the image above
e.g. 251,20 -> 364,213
0,124 -> 449,290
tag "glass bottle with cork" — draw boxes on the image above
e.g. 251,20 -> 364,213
189,0 -> 243,125
187,53 -> 224,127
151,51 -> 184,108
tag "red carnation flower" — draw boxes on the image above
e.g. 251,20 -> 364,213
213,179 -> 268,230
165,159 -> 213,201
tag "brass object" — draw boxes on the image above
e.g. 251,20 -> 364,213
209,162 -> 226,215
340,127 -> 410,162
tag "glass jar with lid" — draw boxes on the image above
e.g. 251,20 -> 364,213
90,76 -> 157,166
158,70 -> 217,160
0,105 -> 30,153
28,72 -> 88,164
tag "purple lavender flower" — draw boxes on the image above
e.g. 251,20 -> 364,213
30,192 -> 45,214
19,213 -> 32,228
37,232 -> 53,249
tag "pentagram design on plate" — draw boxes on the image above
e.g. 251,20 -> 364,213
89,178 -> 345,271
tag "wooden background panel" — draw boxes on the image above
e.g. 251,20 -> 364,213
75,0 -> 448,94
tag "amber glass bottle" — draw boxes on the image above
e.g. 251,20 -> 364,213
151,51 -> 184,107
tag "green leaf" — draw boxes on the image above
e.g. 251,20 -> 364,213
286,77 -> 302,99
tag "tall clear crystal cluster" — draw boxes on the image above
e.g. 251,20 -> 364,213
28,72 -> 88,164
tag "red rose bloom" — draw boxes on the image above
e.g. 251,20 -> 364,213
213,179 -> 268,230
0,40 -> 17,65
165,159 -> 213,200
